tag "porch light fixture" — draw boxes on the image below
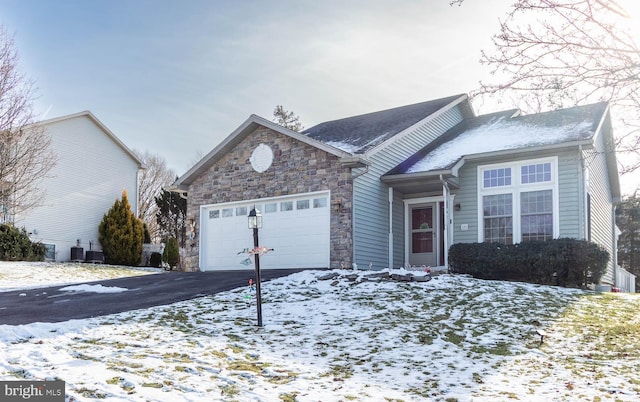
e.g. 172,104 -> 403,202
332,199 -> 343,213
454,203 -> 461,211
248,206 -> 264,326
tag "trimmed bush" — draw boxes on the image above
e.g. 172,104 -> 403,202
163,237 -> 179,270
448,238 -> 609,288
30,242 -> 47,262
149,252 -> 162,268
0,224 -> 45,261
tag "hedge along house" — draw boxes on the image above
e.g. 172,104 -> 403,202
174,94 -> 629,289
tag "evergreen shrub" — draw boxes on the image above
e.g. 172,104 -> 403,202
163,237 -> 179,270
98,190 -> 144,266
448,238 -> 609,288
0,224 -> 46,261
143,223 -> 152,244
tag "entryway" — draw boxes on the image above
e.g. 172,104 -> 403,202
407,201 -> 445,267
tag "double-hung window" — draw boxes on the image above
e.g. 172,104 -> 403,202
479,157 -> 558,244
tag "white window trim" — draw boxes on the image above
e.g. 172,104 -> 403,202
477,156 -> 559,243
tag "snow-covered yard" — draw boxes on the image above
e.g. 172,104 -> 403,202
1,263 -> 639,401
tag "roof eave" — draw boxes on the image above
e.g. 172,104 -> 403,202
388,139 -> 595,179
594,105 -> 621,200
33,110 -> 144,168
340,155 -> 369,168
382,169 -> 454,184
460,139 -> 595,162
175,114 -> 350,188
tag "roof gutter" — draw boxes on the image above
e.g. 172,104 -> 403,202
381,169 -> 454,184
340,155 -> 369,169
461,139 -> 595,163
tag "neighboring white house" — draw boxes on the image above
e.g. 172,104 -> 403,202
15,111 -> 144,261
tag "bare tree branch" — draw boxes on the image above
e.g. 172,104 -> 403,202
473,0 -> 640,173
134,149 -> 176,242
0,25 -> 57,221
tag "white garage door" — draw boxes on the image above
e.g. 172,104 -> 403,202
200,191 -> 330,270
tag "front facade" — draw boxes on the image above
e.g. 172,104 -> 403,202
176,96 -> 627,288
175,116 -> 362,271
383,101 -> 623,286
15,111 -> 143,261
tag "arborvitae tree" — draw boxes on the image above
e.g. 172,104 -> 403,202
142,222 -> 152,244
163,237 -> 179,270
99,190 -> 144,266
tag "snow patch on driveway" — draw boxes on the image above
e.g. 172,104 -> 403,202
59,284 -> 128,293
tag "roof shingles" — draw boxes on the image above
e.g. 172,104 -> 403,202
302,95 -> 465,154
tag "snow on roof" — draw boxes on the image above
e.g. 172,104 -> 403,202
404,117 -> 594,173
325,133 -> 389,153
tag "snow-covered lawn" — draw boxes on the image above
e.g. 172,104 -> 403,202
0,261 -> 159,292
1,263 -> 639,401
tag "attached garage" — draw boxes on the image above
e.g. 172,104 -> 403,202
199,191 -> 331,270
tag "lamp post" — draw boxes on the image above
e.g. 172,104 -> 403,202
248,207 -> 263,327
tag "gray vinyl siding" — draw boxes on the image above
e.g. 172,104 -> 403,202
353,106 -> 464,269
451,149 -> 585,244
451,161 -> 479,243
585,132 -> 616,284
392,189 -> 404,267
557,149 -> 583,239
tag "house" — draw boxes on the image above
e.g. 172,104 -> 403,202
14,111 -> 144,261
173,94 -> 630,289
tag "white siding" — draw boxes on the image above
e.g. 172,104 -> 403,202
15,115 -> 140,261
353,106 -> 464,269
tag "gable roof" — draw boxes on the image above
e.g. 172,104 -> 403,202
36,111 -> 144,169
302,94 -> 470,154
386,102 -> 609,176
173,114 -> 360,190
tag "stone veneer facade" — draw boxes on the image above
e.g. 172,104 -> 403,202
183,125 -> 353,271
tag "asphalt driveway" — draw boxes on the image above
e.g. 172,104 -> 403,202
0,269 -> 303,325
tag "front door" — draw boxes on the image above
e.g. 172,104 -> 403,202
410,204 -> 437,266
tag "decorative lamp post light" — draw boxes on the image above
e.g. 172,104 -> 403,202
248,207 -> 264,327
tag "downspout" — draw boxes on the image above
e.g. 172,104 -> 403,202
351,164 -> 369,270
578,144 -> 586,240
388,187 -> 394,269
440,175 -> 450,270
612,203 -> 618,288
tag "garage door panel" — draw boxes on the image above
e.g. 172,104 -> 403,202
201,192 -> 330,270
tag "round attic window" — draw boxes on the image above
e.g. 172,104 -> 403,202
249,143 -> 273,173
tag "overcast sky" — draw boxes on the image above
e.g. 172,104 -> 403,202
1,0 -> 638,193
